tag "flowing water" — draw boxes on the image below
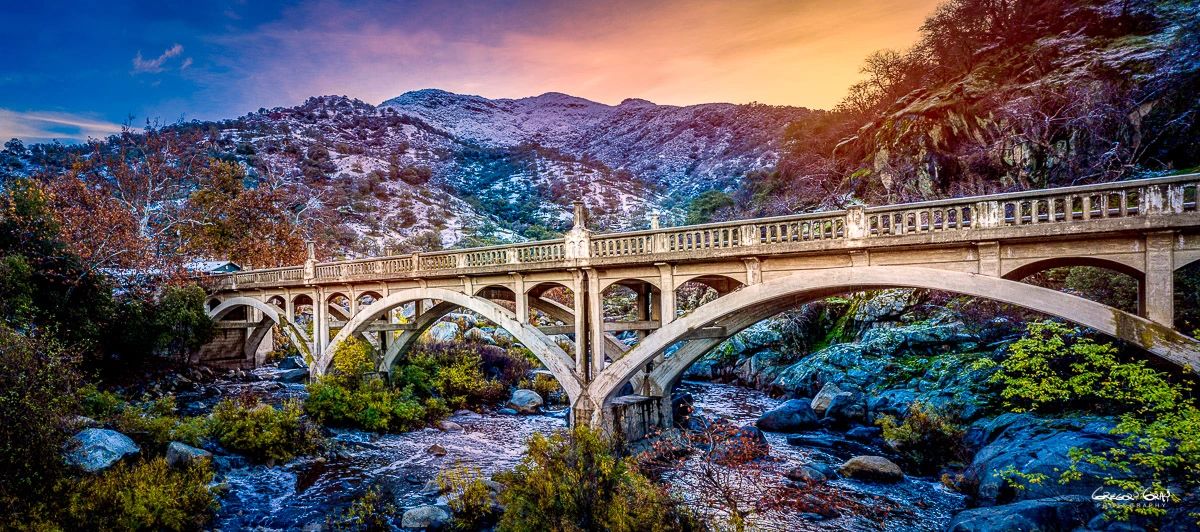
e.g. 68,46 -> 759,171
677,380 -> 966,531
189,369 -> 962,530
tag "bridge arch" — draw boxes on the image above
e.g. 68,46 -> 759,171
589,265 -> 1200,419
206,296 -> 312,360
1001,256 -> 1145,283
320,287 -> 584,404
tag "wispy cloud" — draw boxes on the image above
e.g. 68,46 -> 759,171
0,109 -> 124,143
132,43 -> 186,74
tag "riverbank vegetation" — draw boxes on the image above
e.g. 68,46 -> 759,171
304,336 -> 534,432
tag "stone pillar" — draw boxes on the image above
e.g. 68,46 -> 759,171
1143,231 -> 1175,326
846,205 -> 867,239
304,241 -> 316,280
510,273 -> 528,323
656,263 -> 676,324
585,268 -> 605,379
570,269 -> 588,376
976,241 -> 1001,277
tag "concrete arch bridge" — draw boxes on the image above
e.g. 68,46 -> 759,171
200,174 -> 1200,439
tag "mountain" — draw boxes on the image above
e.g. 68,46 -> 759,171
183,91 -> 812,254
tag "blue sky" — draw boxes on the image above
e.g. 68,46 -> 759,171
0,0 -> 937,143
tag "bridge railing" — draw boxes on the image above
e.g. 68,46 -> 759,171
209,173 -> 1199,289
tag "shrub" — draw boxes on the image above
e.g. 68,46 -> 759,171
876,402 -> 967,473
305,378 -> 436,433
496,425 -> 697,532
0,327 -> 81,522
66,457 -> 218,531
328,486 -> 400,531
431,353 -> 506,410
437,465 -> 499,530
991,321 -> 1200,523
210,397 -> 320,463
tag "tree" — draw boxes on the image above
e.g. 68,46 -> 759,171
181,159 -> 306,267
684,190 -> 734,225
496,425 -> 697,532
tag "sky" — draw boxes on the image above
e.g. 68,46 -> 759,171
0,0 -> 939,144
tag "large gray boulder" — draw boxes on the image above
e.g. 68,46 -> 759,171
276,368 -> 309,383
426,321 -> 461,342
65,428 -> 140,472
507,389 -> 544,414
278,355 -> 308,370
755,399 -> 819,432
947,496 -> 1097,532
839,455 -> 904,482
401,504 -> 449,529
963,414 -> 1127,504
810,382 -> 845,417
853,289 -> 915,323
463,327 -> 495,344
165,441 -> 212,468
823,391 -> 866,426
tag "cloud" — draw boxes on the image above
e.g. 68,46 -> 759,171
132,43 -> 185,74
206,0 -> 939,111
0,109 -> 124,144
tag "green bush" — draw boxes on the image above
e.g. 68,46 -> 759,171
496,425 -> 698,532
437,465 -> 499,530
431,352 -> 506,410
0,327 -> 81,523
876,402 -> 967,473
210,397 -> 320,463
327,485 -> 400,531
305,378 -> 436,433
66,457 -> 218,531
991,321 -> 1200,522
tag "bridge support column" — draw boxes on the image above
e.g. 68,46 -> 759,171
656,263 -> 675,324
1143,231 -> 1175,326
585,268 -> 605,378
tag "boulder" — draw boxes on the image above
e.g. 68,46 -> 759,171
438,421 -> 464,432
497,408 -> 518,416
165,441 -> 212,468
963,414 -> 1127,504
755,399 -> 819,432
785,465 -> 826,483
463,327 -> 495,344
823,392 -> 866,425
401,504 -> 450,529
682,359 -> 721,380
427,322 -> 460,342
810,382 -> 844,417
867,389 -> 917,422
426,444 -> 447,457
853,289 -> 914,323
839,455 -> 904,482
671,392 -> 695,429
507,389 -> 543,414
276,368 -> 309,383
65,428 -> 140,472
846,426 -> 882,441
278,356 -> 308,370
947,496 -> 1097,532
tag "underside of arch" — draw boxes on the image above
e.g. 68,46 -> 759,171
1001,256 -> 1144,283
592,266 -> 1200,411
207,297 -> 313,361
320,288 -> 583,402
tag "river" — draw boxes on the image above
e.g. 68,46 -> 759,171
191,369 -> 963,530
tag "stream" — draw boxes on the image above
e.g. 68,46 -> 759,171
184,368 -> 963,530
